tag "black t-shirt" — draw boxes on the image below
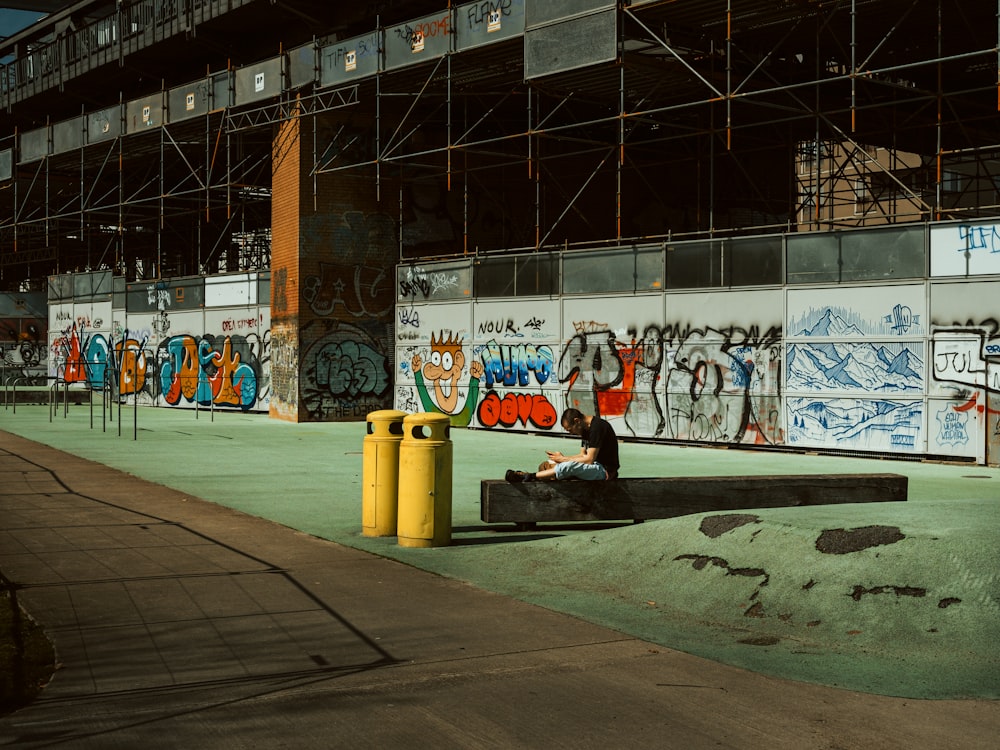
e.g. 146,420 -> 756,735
583,416 -> 620,476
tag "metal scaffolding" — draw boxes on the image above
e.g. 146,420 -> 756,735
1,0 -> 999,290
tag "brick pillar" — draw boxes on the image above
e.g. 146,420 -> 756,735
270,110 -> 396,422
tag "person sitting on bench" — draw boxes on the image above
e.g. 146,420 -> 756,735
505,408 -> 619,483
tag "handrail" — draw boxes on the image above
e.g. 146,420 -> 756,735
1,0 -> 252,103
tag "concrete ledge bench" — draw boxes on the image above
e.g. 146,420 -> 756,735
480,473 -> 908,529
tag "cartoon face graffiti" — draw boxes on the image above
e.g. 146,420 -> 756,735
411,330 -> 483,416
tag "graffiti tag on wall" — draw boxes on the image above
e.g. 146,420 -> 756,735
663,324 -> 782,444
50,320 -> 268,411
301,321 -> 391,421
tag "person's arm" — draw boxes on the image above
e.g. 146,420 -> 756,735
546,445 -> 598,465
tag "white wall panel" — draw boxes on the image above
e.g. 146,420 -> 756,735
560,295 -> 666,439
927,396 -> 984,461
471,298 -> 561,431
930,221 -> 1000,277
394,301 -> 477,425
205,273 -> 257,307
787,284 -> 926,339
925,280 -> 997,457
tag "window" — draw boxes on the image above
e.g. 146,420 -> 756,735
397,260 -> 472,302
839,225 -> 925,281
787,233 -> 840,284
666,241 -> 721,289
474,254 -> 559,297
788,226 -> 925,284
726,236 -> 782,286
563,246 -> 662,294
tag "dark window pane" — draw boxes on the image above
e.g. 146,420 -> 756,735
727,236 -> 782,286
515,253 -> 559,296
564,246 -> 663,293
257,273 -> 270,309
564,249 -> 629,293
787,233 -> 839,284
840,226 -> 925,281
667,241 -> 722,289
475,257 -> 517,298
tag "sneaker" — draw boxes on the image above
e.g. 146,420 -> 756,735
505,469 -> 525,483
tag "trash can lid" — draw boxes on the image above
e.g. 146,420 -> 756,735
402,412 -> 452,426
367,409 -> 408,423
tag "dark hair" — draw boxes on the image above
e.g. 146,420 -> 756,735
560,408 -> 584,429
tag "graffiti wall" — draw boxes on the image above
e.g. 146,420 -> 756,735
394,281 -> 787,445
473,299 -> 560,431
395,258 -> 999,464
48,272 -> 271,412
660,290 -> 783,446
928,280 -> 998,463
49,299 -> 114,388
296,210 -> 397,421
0,292 -> 47,382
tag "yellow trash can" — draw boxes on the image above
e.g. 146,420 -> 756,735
362,409 -> 408,537
397,412 -> 453,548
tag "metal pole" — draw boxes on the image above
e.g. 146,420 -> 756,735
45,118 -> 50,259
447,44 -> 452,194
159,113 -> 165,277
618,45 -> 624,242
935,0 -> 943,221
851,0 -> 857,132
531,88 -> 540,248
726,0 -> 732,150
81,105 -> 86,267
376,14 -> 382,202
118,94 -> 124,275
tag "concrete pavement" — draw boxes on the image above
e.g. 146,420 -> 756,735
0,399 -> 998,746
1,431 -> 998,749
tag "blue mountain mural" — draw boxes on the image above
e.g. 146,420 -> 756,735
788,397 -> 923,451
798,309 -> 867,338
787,340 -> 924,393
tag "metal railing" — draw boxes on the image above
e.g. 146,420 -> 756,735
1,1 -> 251,102
9,350 -> 234,438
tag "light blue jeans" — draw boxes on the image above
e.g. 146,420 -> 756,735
553,461 -> 609,481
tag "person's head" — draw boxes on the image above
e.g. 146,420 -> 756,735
560,408 -> 587,436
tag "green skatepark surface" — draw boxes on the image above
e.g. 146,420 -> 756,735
1,401 -> 997,700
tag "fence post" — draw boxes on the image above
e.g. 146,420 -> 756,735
116,363 -> 122,438
133,367 -> 138,441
